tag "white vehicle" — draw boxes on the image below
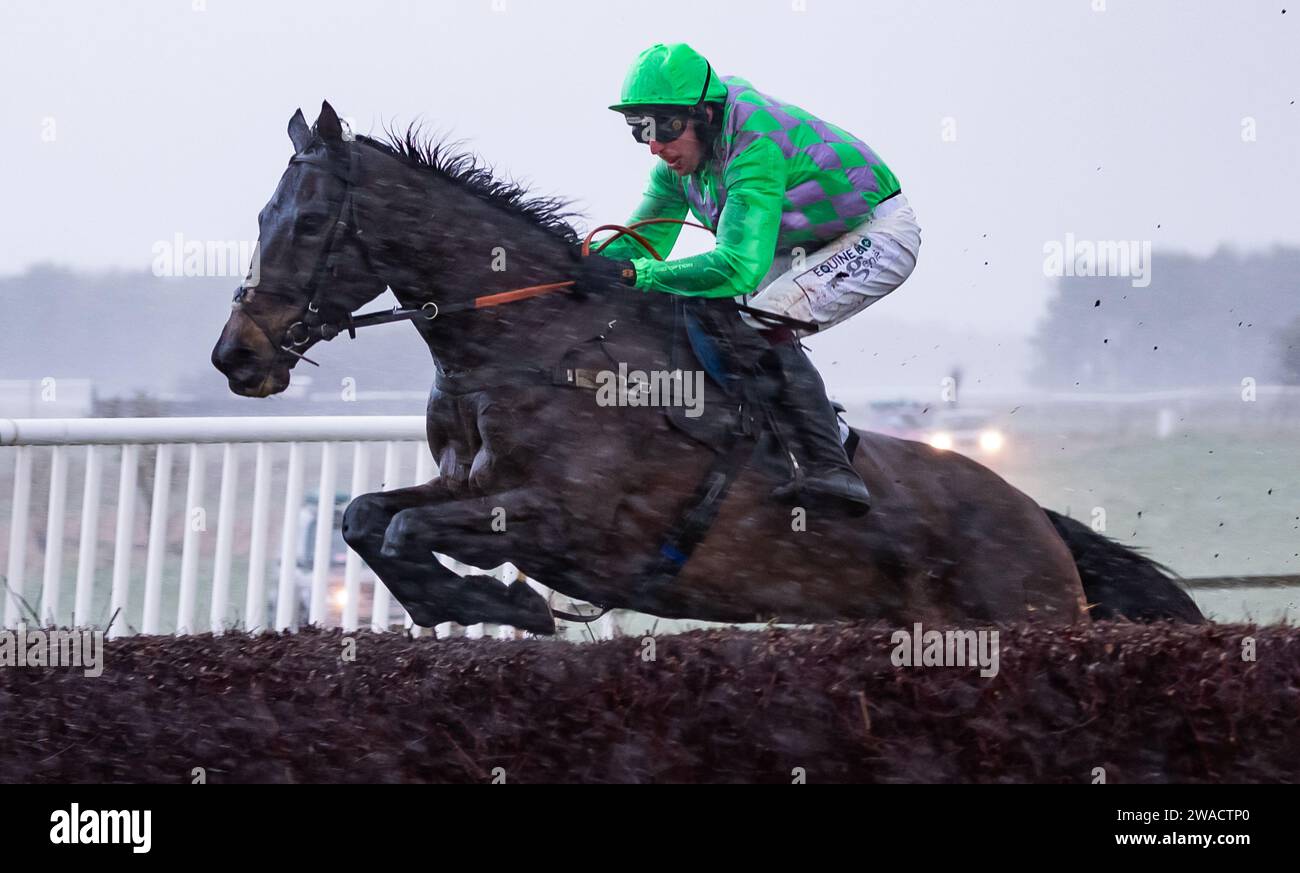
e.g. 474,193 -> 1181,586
921,410 -> 1007,457
274,491 -> 407,629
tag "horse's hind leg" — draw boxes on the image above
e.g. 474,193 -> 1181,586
342,485 -> 555,633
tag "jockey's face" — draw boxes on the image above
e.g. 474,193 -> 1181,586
646,106 -> 713,176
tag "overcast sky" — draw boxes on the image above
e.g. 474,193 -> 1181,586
2,0 -> 1296,343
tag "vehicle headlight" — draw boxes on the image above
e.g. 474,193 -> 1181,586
928,432 -> 953,451
979,430 -> 1004,453
331,587 -> 348,609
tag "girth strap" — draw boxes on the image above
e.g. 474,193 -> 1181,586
631,428 -> 758,604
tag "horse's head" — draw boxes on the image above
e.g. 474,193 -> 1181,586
212,101 -> 388,397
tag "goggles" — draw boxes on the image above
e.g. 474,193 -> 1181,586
623,111 -> 692,144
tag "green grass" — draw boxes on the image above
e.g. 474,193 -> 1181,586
4,552 -> 268,635
992,431 -> 1300,579
986,430 -> 1300,624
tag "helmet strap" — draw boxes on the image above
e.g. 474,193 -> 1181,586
695,62 -> 714,106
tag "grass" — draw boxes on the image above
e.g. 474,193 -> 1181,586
991,430 -> 1300,579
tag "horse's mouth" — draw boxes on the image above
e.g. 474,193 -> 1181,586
228,366 -> 291,398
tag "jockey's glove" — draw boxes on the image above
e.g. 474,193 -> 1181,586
574,254 -> 636,292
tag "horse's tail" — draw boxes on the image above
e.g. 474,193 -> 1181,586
1043,508 -> 1205,623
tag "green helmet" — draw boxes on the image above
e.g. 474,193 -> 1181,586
609,43 -> 727,113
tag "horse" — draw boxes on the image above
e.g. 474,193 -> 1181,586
211,102 -> 1203,634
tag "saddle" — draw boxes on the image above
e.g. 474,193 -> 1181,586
668,304 -> 856,455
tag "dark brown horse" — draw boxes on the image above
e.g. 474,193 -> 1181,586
212,102 -> 1203,634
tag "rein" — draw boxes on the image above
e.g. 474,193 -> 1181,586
498,218 -> 822,333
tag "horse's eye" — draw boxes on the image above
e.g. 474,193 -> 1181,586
295,214 -> 327,236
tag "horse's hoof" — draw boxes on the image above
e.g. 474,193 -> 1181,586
505,582 -> 556,636
405,604 -> 443,628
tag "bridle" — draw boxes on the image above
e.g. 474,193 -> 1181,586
231,140 -> 437,367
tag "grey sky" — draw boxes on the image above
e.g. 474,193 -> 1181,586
2,0 -> 1296,347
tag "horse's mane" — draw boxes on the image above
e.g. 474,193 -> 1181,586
351,124 -> 581,245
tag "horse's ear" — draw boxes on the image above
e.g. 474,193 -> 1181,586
316,101 -> 343,143
288,108 -> 311,153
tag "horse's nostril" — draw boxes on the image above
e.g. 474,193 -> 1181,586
214,342 -> 266,383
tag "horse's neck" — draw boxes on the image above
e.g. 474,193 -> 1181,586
368,160 -> 661,374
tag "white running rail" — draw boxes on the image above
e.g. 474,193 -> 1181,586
1,416 -> 605,639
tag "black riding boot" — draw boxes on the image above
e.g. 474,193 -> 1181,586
763,341 -> 871,516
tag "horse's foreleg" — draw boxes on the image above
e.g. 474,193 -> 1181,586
374,483 -> 561,633
341,483 -> 553,632
343,485 -> 556,633
379,485 -> 551,557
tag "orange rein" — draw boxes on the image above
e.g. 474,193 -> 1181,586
464,217 -> 714,310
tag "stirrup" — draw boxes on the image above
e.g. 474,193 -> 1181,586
772,468 -> 871,517
771,466 -> 806,502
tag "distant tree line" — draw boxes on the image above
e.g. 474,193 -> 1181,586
1279,315 -> 1300,383
1030,247 -> 1300,390
0,265 -> 434,414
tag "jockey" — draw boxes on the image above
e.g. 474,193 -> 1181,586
579,42 -> 921,516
